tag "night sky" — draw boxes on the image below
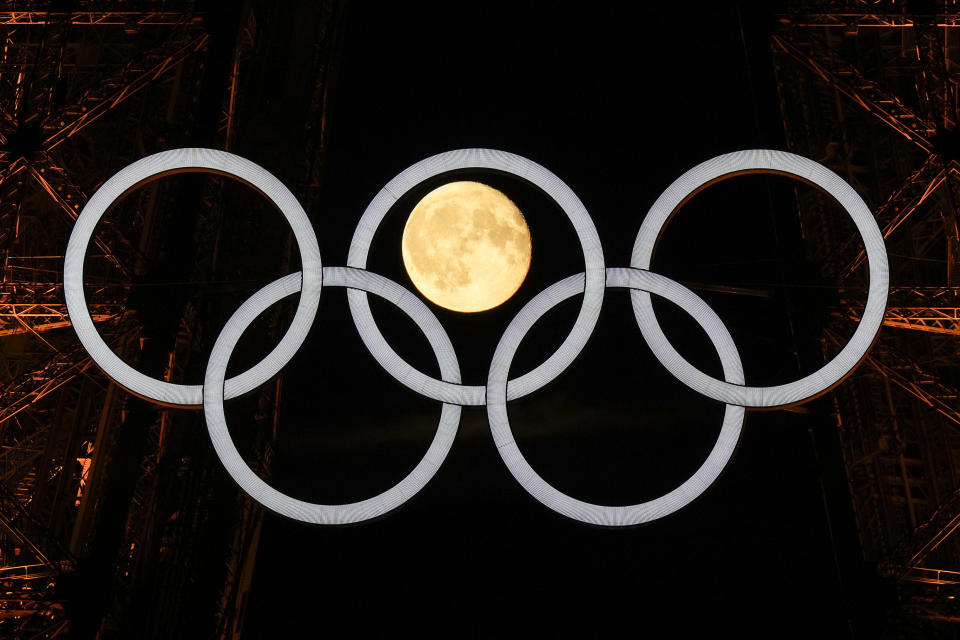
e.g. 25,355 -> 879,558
233,3 -> 883,636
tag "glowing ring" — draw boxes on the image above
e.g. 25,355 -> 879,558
631,150 -> 888,408
204,266 -> 461,524
63,148 -> 323,406
486,267 -> 745,526
347,148 -> 605,406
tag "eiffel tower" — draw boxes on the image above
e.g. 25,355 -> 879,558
775,0 -> 960,626
0,2 -> 341,637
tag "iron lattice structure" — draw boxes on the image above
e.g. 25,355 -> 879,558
0,1 -> 341,638
775,0 -> 960,625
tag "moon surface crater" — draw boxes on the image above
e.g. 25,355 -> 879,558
402,181 -> 532,313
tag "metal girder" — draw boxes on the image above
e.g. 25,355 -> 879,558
914,19 -> 958,132
0,1 -> 346,635
0,479 -> 76,636
0,280 -> 123,337
1,14 -> 210,288
0,348 -> 93,427
826,327 -> 960,572
791,17 -> 960,28
27,153 -> 132,275
867,352 -> 960,429
0,312 -> 119,338
894,488 -> 960,575
771,34 -> 937,152
0,314 -> 132,428
0,359 -> 126,638
0,105 -> 14,143
218,8 -> 256,151
831,157 -> 945,280
20,9 -> 70,129
787,6 -> 960,29
0,479 -> 72,636
886,498 -> 960,620
779,2 -> 960,625
827,327 -> 960,429
0,483 -> 63,571
0,6 -> 221,638
902,566 -> 960,585
0,26 -> 213,337
0,428 -> 46,494
883,284 -> 960,334
0,27 -> 213,302
41,31 -> 209,151
842,286 -> 960,335
882,306 -> 960,335
0,12 -> 196,28
0,159 -> 28,272
783,2 -> 960,28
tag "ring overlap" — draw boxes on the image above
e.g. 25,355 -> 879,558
63,147 -> 889,526
204,267 -> 461,524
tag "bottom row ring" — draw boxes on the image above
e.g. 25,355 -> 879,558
204,266 -> 746,526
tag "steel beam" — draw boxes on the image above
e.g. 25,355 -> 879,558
772,34 -> 937,152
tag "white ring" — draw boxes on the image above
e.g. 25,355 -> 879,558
63,148 -> 323,406
204,266 -> 462,524
346,148 -> 605,406
487,267 -> 746,526
631,149 -> 888,407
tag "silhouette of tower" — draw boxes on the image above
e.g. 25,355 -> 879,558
0,2 -> 341,637
775,1 -> 960,625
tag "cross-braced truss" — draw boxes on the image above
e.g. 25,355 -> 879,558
776,0 -> 960,625
0,3 -> 213,636
0,1 -> 344,637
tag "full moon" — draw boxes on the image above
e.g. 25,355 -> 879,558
402,181 -> 532,313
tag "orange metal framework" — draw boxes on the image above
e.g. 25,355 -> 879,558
0,4 -> 213,637
0,1 -> 342,636
776,0 -> 960,624
0,1 -> 330,637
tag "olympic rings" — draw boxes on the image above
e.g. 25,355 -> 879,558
63,147 -> 889,526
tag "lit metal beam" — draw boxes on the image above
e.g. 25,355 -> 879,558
833,158 -> 945,280
771,34 -> 936,153
0,12 -> 195,27
41,33 -> 209,152
827,327 -> 960,428
0,347 -> 94,426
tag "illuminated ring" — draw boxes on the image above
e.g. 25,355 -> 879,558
204,266 -> 461,524
63,148 -> 322,406
631,150 -> 888,408
487,267 -> 745,526
347,148 -> 605,406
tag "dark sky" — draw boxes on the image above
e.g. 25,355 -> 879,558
238,3 -> 880,636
